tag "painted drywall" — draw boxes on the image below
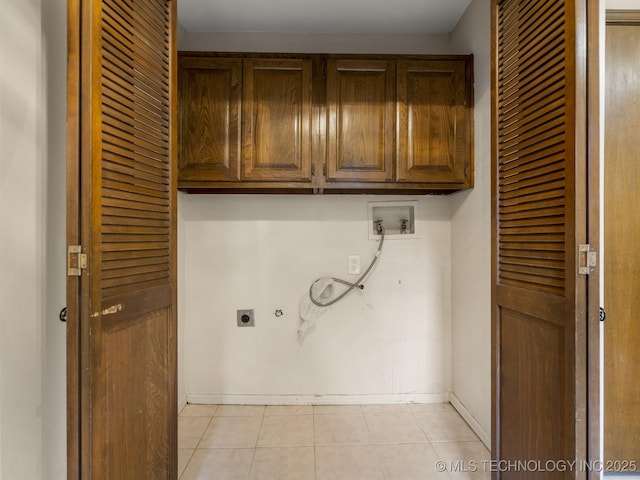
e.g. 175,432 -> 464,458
180,195 -> 452,403
449,0 -> 492,445
1,0 -> 67,478
607,0 -> 640,8
179,31 -> 451,54
42,0 -> 68,477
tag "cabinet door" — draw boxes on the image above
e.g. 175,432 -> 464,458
326,59 -> 395,183
242,59 -> 313,182
178,57 -> 241,182
397,60 -> 472,185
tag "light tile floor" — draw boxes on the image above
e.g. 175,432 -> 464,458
178,403 -> 490,480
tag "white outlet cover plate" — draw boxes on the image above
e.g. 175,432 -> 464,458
348,255 -> 361,275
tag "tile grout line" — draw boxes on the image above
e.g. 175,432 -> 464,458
178,448 -> 195,480
179,403 -> 483,479
312,407 -> 317,479
414,407 -> 437,444
246,407 -> 266,479
193,416 -> 214,450
360,409 -> 389,479
179,414 -> 214,480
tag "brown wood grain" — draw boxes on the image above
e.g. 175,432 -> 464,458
68,0 -> 178,478
242,58 -> 313,182
492,0 -> 591,476
66,0 -> 81,477
586,2 -> 603,477
326,59 -> 395,182
604,14 -> 640,466
178,57 -> 241,181
177,52 -> 474,193
397,60 -> 472,186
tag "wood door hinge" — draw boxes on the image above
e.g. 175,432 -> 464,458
68,245 -> 87,277
578,244 -> 596,275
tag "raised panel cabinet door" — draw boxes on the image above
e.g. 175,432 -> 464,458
242,58 -> 313,182
178,57 -> 241,182
326,59 -> 395,183
397,60 -> 472,186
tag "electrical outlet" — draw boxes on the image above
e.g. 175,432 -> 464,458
348,255 -> 361,275
237,309 -> 255,327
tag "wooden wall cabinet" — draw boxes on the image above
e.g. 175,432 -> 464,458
178,53 -> 473,194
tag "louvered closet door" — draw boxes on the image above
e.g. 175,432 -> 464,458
68,0 -> 177,478
492,0 -> 591,475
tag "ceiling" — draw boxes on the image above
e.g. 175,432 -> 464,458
178,0 -> 472,34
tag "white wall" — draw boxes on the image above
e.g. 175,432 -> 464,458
181,195 -> 452,404
41,0 -> 68,476
607,0 -> 640,8
1,0 -> 67,478
177,32 -> 457,405
449,0 -> 492,446
180,31 -> 451,54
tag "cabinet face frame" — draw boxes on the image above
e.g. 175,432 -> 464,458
178,57 -> 242,182
241,58 -> 314,182
396,60 -> 473,186
326,59 -> 396,183
177,52 -> 474,194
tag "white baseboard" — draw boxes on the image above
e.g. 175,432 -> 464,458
178,395 -> 188,414
186,392 -> 449,406
449,392 -> 491,450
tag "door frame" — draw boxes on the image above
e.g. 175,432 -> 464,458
586,1 -> 602,477
66,0 -> 81,477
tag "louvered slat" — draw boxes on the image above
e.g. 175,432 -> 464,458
102,141 -> 169,172
102,197 -> 169,214
498,6 -> 564,78
103,206 -> 169,221
102,170 -> 169,194
102,51 -> 169,113
101,255 -> 170,271
497,0 -> 568,296
103,155 -> 169,182
500,151 -> 565,178
102,249 -> 169,262
100,0 -> 171,298
102,18 -> 169,82
103,0 -> 169,62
